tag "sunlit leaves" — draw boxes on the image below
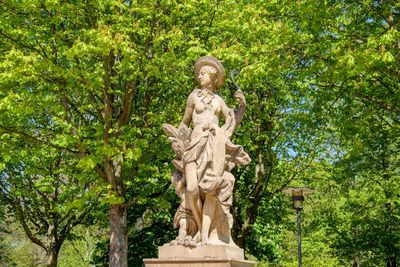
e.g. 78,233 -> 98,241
0,0 -> 399,265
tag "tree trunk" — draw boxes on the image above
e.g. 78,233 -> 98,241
387,255 -> 397,267
45,224 -> 60,267
109,203 -> 128,267
231,171 -> 244,248
45,248 -> 59,267
352,256 -> 360,267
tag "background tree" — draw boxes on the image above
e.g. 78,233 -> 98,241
275,0 -> 400,265
0,138 -> 100,266
0,199 -> 11,266
0,0 -> 225,265
0,0 -> 398,266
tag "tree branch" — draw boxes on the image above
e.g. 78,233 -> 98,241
355,93 -> 400,116
15,200 -> 47,251
118,80 -> 138,127
0,124 -> 79,154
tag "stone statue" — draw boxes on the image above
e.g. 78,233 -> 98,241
163,56 -> 251,248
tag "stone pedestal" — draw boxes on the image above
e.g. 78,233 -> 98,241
143,245 -> 255,267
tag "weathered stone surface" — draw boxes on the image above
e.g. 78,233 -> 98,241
143,258 -> 255,267
158,245 -> 244,260
163,56 -> 251,247
145,56 -> 255,267
144,245 -> 255,267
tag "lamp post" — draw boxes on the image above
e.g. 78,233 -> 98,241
282,187 -> 314,267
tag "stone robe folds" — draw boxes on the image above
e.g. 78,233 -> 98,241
163,104 -> 250,246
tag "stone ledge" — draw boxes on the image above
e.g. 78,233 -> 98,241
158,245 -> 244,260
143,258 -> 255,267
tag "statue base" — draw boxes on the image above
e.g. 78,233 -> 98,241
143,245 -> 255,267
143,258 -> 255,267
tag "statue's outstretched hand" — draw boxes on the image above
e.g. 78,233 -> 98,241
234,90 -> 246,105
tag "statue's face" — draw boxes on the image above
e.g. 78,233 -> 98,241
198,66 -> 213,88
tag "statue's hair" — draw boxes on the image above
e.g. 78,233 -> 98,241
200,65 -> 218,75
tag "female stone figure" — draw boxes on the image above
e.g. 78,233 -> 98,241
163,56 -> 250,247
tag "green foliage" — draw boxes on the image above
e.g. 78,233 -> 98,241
58,225 -> 108,267
0,223 -> 46,266
0,0 -> 399,266
0,204 -> 11,266
0,138 -> 101,265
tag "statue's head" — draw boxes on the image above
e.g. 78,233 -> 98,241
194,56 -> 225,90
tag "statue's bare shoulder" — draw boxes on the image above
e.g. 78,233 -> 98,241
186,89 -> 200,106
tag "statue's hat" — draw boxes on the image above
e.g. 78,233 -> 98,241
194,56 -> 225,89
